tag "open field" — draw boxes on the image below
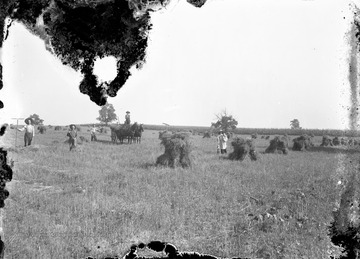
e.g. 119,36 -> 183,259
1,127 -> 357,258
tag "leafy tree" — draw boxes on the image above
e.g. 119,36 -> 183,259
29,114 -> 44,125
211,110 -> 238,133
290,119 -> 301,129
97,103 -> 117,125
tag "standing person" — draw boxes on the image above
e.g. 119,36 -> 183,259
125,111 -> 131,125
67,124 -> 78,151
90,124 -> 98,141
217,129 -> 228,154
18,118 -> 35,147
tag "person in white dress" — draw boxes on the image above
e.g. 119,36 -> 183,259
217,129 -> 228,154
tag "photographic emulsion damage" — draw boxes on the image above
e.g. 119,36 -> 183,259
0,0 -> 359,258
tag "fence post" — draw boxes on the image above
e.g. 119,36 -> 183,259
11,118 -> 24,147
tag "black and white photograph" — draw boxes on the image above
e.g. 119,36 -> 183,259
0,0 -> 359,258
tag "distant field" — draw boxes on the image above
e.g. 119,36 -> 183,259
2,126 -> 355,258
140,125 -> 360,138
24,123 -> 360,138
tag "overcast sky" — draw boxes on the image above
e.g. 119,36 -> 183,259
0,0 -> 354,129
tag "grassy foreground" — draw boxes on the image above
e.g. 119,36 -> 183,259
1,128 -> 351,258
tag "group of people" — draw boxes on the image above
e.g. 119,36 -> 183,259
17,117 -> 79,151
17,112 -> 228,154
17,111 -> 133,151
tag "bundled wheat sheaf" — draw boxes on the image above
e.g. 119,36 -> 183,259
228,137 -> 258,161
320,135 -> 333,147
202,131 -> 211,138
332,136 -> 340,146
292,134 -> 313,151
156,132 -> 192,168
158,130 -> 173,140
264,136 -> 288,154
37,125 -> 47,134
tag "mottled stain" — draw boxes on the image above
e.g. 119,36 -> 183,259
348,19 -> 360,130
0,0 -> 208,106
329,6 -> 360,258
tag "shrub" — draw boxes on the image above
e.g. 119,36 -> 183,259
156,132 -> 192,168
228,137 -> 258,161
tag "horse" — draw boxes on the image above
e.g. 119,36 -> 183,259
110,125 -> 119,143
110,124 -> 136,144
133,123 -> 144,143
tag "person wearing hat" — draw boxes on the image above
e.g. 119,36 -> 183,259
125,111 -> 131,125
90,124 -> 98,141
217,129 -> 228,154
17,118 -> 35,147
67,124 -> 78,151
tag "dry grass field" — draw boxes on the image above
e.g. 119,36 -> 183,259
1,127 -> 355,258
